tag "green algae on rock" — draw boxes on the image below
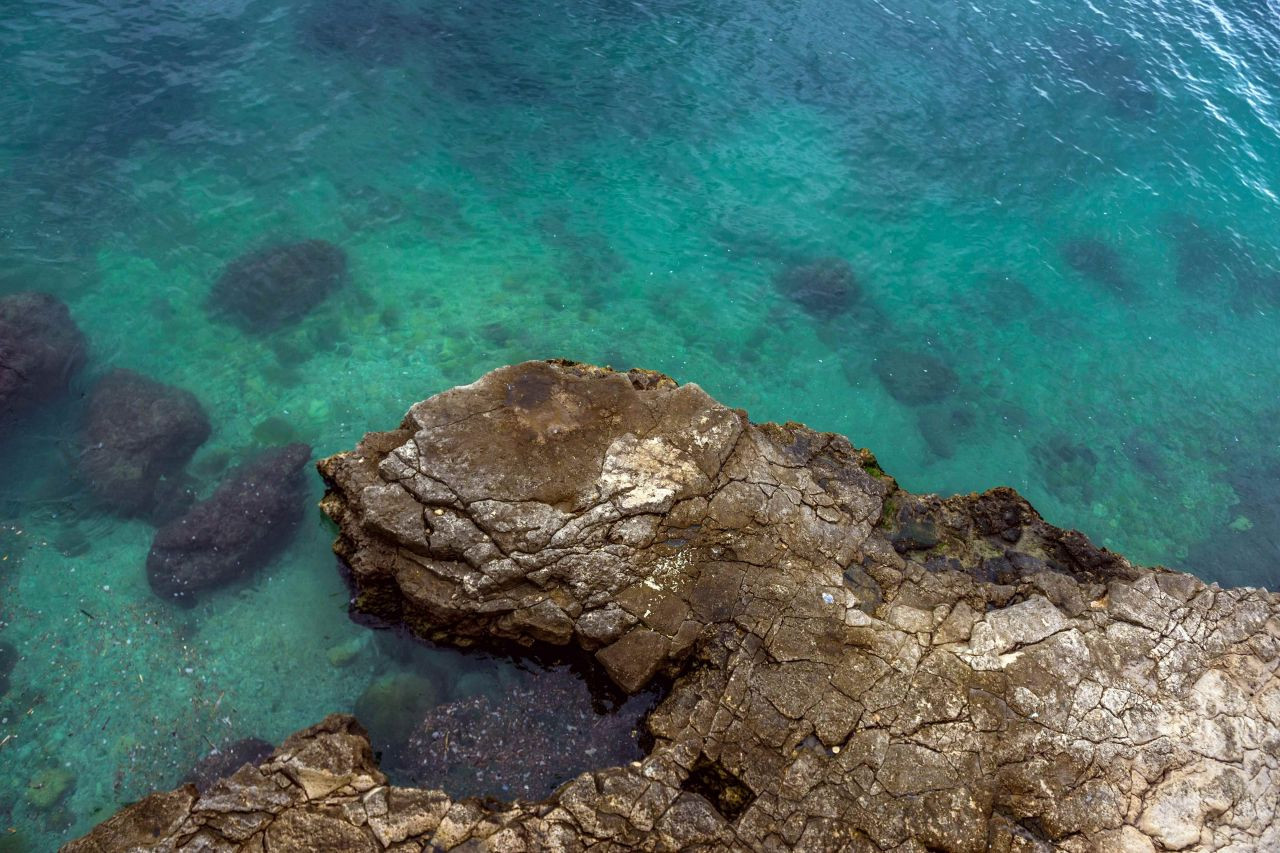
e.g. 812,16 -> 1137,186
71,360 -> 1280,851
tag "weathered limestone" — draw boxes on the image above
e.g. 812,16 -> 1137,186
70,360 -> 1280,851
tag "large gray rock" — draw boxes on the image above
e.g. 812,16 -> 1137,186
71,360 -> 1280,851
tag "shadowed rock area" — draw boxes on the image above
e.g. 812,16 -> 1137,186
73,360 -> 1280,851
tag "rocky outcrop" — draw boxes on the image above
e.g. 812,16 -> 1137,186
0,291 -> 87,431
79,368 -> 211,518
146,443 -> 311,605
74,360 -> 1280,851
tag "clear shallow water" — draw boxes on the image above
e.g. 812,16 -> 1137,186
1,0 -> 1279,845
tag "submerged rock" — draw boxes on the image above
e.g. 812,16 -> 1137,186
1061,236 -> 1134,295
772,256 -> 861,316
79,369 -> 211,518
354,671 -> 442,752
146,443 -> 311,605
0,291 -> 87,431
207,240 -> 348,333
872,345 -> 960,405
1164,213 -> 1280,313
76,361 -> 1280,851
181,737 -> 274,793
1034,433 -> 1100,502
402,667 -> 649,800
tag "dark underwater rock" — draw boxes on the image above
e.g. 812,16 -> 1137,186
1034,434 -> 1099,501
0,292 -> 87,432
182,738 -> 274,793
1061,237 -> 1134,295
73,362 -> 1280,851
1165,213 -> 1280,312
1050,31 -> 1159,119
79,369 -> 211,519
969,271 -> 1035,323
402,667 -> 649,800
872,346 -> 960,405
916,404 -> 976,459
1081,44 -> 1159,117
146,443 -> 311,605
208,240 -> 348,333
772,256 -> 861,316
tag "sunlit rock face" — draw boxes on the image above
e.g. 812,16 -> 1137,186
73,360 -> 1280,852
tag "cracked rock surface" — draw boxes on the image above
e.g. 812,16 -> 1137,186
71,360 -> 1280,851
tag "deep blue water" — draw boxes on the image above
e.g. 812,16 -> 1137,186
1,0 -> 1279,846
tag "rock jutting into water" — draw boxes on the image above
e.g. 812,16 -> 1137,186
75,360 -> 1280,851
79,368 -> 211,519
207,240 -> 348,334
146,443 -> 311,606
0,291 -> 87,433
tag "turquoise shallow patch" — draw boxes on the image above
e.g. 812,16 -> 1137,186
2,0 -> 1279,845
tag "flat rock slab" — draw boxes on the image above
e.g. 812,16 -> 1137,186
73,360 -> 1280,852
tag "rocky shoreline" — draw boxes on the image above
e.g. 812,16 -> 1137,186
69,360 -> 1280,851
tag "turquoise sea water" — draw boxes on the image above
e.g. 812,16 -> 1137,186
1,0 -> 1279,845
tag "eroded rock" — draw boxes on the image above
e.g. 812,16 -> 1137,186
146,443 -> 311,605
75,360 -> 1280,851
